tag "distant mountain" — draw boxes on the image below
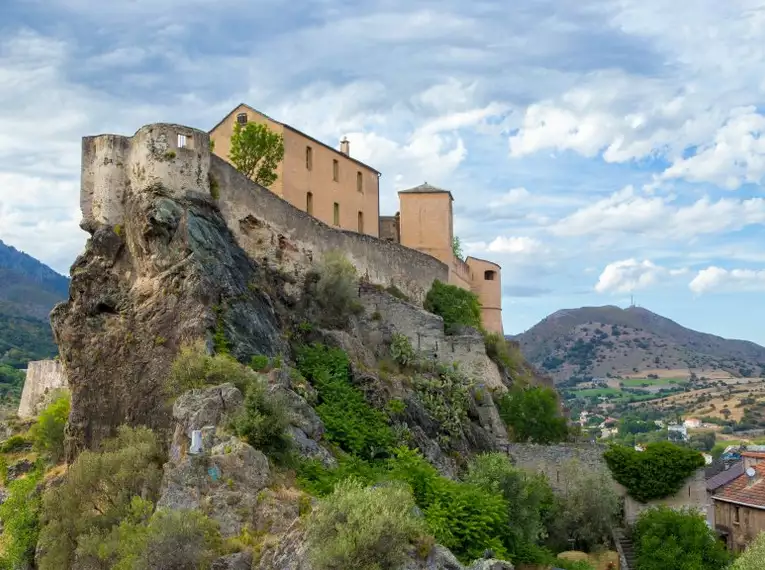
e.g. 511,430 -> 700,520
0,239 -> 68,369
510,305 -> 765,383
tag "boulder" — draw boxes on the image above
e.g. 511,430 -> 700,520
211,552 -> 253,570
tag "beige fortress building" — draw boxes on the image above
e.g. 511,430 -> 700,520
210,105 -> 503,335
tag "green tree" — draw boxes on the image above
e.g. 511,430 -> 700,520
732,531 -> 765,570
30,389 -> 70,462
0,467 -> 43,569
231,378 -> 292,458
452,236 -> 464,260
464,453 -> 554,554
228,121 -> 285,187
424,280 -> 481,332
497,386 -> 569,444
633,507 -> 731,570
603,442 -> 705,503
545,459 -> 620,552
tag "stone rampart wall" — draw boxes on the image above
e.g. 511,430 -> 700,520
18,359 -> 68,418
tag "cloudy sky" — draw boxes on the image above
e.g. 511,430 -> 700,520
3,1 -> 765,344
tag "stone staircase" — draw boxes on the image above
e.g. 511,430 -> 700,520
612,527 -> 637,569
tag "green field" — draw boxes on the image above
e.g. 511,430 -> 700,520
573,388 -> 622,398
618,377 -> 688,387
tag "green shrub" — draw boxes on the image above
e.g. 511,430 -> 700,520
314,251 -> 362,326
296,343 -> 394,459
733,531 -> 765,570
208,172 -> 220,200
633,506 -> 731,570
307,478 -> 429,570
390,333 -> 416,368
297,455 -> 385,497
424,280 -> 481,332
412,365 -> 472,441
464,453 -> 554,553
603,442 -> 705,503
483,333 -> 533,384
36,426 -> 164,570
385,285 -> 410,302
31,389 -> 70,462
249,354 -> 270,372
231,379 -> 292,458
0,467 -> 43,570
496,386 -> 568,444
166,341 -> 256,396
0,433 -> 31,453
386,447 -> 509,563
77,496 -> 223,570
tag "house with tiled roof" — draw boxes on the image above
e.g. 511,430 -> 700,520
712,452 -> 765,553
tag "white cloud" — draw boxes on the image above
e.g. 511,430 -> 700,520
595,259 -> 668,294
689,267 -> 765,294
551,186 -> 765,240
489,187 -> 530,207
466,236 -> 546,256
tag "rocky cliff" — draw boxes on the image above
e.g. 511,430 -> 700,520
43,122 -> 552,568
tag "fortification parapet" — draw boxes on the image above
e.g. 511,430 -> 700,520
81,123 -> 211,229
18,359 -> 68,418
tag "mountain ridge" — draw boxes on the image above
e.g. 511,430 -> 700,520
0,239 -> 67,367
511,305 -> 765,383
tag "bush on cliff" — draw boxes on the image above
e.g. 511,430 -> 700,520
732,531 -> 765,570
483,333 -> 534,385
296,343 -> 394,459
603,441 -> 705,503
231,378 -> 292,459
0,466 -> 44,570
496,386 -> 568,444
76,497 -> 223,570
166,341 -> 255,396
307,477 -> 429,570
424,280 -> 481,332
632,506 -> 731,570
37,426 -> 164,570
313,251 -> 363,327
30,388 -> 70,462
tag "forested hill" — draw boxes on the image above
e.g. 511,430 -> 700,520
0,239 -> 68,400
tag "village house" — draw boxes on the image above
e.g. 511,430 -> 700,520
712,452 -> 765,553
209,105 -> 504,334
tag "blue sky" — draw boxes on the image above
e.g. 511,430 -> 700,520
3,1 -> 765,344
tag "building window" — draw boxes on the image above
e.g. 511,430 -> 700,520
236,113 -> 248,125
333,203 -> 340,226
484,270 -> 496,281
177,134 -> 187,148
734,506 -> 741,524
333,159 -> 339,182
357,171 -> 363,193
306,146 -> 313,170
306,192 -> 313,215
358,211 -> 364,233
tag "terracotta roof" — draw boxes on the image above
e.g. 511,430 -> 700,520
742,452 -> 765,459
706,461 -> 744,492
398,182 -> 454,200
210,103 -> 382,175
713,462 -> 765,509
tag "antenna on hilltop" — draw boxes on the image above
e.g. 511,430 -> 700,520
630,292 -> 635,308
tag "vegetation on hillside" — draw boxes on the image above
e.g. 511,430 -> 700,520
228,121 -> 285,187
496,386 -> 569,444
732,531 -> 765,570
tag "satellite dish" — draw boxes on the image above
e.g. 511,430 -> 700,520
746,467 -> 756,477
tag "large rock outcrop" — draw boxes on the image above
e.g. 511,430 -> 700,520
52,125 -> 286,458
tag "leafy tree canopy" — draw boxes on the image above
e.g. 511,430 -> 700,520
424,280 -> 481,332
603,442 -> 705,503
228,121 -> 285,187
497,386 -> 569,444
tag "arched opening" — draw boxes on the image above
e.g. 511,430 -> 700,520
484,270 -> 496,281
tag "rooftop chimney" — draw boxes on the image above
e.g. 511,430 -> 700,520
340,137 -> 350,156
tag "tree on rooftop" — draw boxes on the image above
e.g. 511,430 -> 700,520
452,236 -> 464,260
228,121 -> 285,187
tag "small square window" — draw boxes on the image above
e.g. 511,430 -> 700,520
237,113 -> 248,125
484,270 -> 496,281
177,134 -> 187,148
